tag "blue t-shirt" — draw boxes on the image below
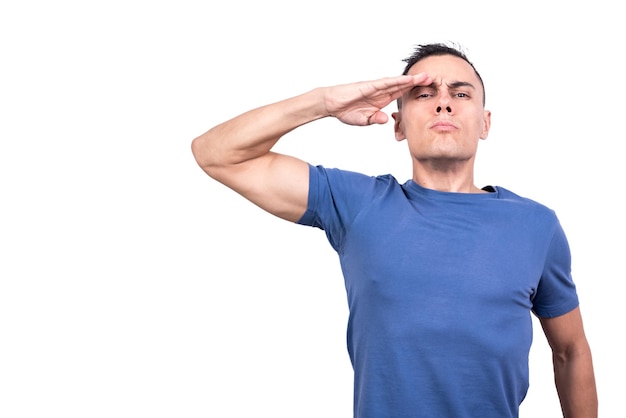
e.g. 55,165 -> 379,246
297,165 -> 579,418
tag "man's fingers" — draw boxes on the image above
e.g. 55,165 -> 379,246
377,72 -> 432,90
368,72 -> 432,103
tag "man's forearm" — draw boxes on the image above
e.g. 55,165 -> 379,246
554,349 -> 598,417
191,88 -> 328,171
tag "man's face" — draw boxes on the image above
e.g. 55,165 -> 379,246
393,54 -> 491,164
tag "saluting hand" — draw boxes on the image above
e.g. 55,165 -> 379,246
322,72 -> 432,126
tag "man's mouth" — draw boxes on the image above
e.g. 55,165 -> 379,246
431,121 -> 457,131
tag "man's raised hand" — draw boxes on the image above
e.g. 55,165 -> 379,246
322,73 -> 432,126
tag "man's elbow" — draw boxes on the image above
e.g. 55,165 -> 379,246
191,135 -> 220,177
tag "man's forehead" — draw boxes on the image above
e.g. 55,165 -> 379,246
407,55 -> 477,80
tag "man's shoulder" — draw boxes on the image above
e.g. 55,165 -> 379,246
311,164 -> 401,189
493,186 -> 557,217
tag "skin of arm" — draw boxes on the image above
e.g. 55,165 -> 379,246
539,307 -> 598,417
190,73 -> 431,222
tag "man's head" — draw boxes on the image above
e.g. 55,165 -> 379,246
398,43 -> 486,108
392,43 -> 491,169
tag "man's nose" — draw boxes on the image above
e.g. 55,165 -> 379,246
436,92 -> 452,113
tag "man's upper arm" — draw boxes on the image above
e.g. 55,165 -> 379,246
539,306 -> 587,354
207,151 -> 310,223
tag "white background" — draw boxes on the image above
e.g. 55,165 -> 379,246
1,1 -> 622,416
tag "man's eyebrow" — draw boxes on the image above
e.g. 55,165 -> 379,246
446,81 -> 476,90
408,81 -> 475,95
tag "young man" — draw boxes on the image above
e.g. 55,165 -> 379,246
191,43 -> 597,417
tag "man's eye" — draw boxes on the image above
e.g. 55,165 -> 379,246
417,93 -> 432,98
455,92 -> 468,98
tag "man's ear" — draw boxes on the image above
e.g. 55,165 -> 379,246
479,110 -> 491,140
392,111 -> 406,141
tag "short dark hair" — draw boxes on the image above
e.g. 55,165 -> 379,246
399,42 -> 486,107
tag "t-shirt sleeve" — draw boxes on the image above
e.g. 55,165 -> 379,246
297,164 -> 386,252
531,220 -> 580,318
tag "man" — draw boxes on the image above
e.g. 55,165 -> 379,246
191,43 -> 597,417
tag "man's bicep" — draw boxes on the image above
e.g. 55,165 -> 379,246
215,152 -> 310,223
539,306 -> 586,353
